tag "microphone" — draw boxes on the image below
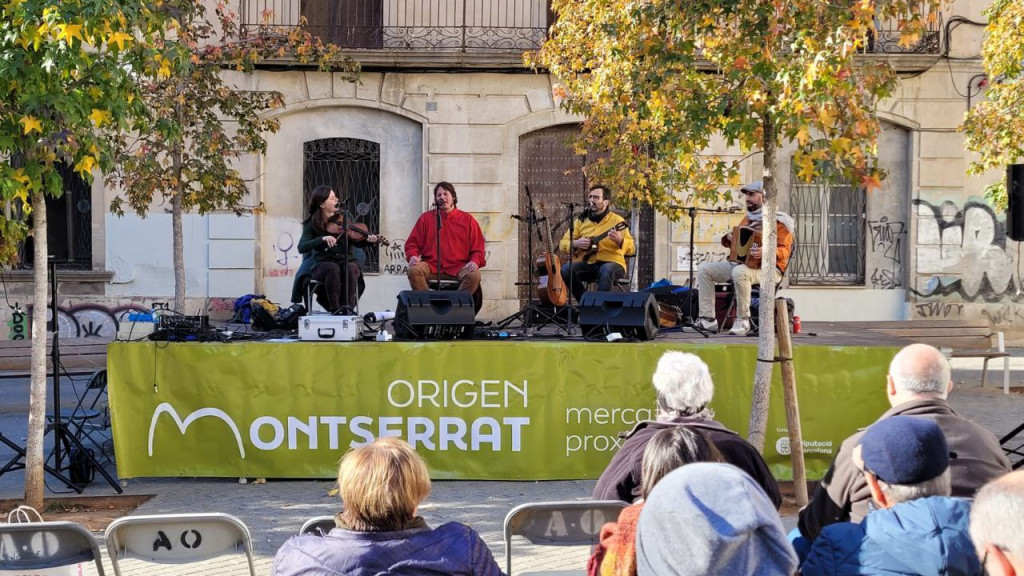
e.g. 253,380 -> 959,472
364,310 -> 395,323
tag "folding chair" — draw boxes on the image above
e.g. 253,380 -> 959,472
1002,421 -> 1024,470
0,520 -> 106,575
503,500 -> 628,576
105,513 -> 256,576
298,515 -> 336,536
47,368 -> 109,453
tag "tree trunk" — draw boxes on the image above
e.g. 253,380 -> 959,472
172,151 -> 186,313
25,190 -> 49,509
747,115 -> 779,452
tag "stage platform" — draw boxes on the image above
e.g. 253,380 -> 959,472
106,320 -> 913,483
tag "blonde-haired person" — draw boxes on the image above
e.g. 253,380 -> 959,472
273,437 -> 504,576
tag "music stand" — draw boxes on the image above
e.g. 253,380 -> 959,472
0,260 -> 123,493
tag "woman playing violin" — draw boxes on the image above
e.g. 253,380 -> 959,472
298,185 -> 380,314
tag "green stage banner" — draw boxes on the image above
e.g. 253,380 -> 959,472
108,341 -> 894,481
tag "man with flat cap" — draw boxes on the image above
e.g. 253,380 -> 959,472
694,181 -> 795,335
802,416 -> 981,575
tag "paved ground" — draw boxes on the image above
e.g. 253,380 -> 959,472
0,354 -> 1021,575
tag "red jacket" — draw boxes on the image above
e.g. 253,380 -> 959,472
405,207 -> 486,276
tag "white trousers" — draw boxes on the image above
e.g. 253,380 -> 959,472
697,261 -> 781,319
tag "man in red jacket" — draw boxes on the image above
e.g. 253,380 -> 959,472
405,182 -> 486,294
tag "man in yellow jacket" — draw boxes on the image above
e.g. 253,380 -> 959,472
558,185 -> 635,304
695,181 -> 794,335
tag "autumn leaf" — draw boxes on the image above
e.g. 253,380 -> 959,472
56,23 -> 84,44
861,172 -> 882,192
107,31 -> 133,50
89,108 -> 111,127
19,115 -> 41,134
74,155 -> 96,175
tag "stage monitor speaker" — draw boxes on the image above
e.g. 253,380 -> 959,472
1008,164 -> 1024,241
394,290 -> 475,340
579,291 -> 660,341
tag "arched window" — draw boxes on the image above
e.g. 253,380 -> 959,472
303,138 -> 382,273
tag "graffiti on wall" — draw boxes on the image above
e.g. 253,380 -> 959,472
981,304 -> 1024,327
271,231 -> 298,277
381,240 -> 409,276
914,301 -> 963,319
267,233 -> 411,278
912,200 -> 1022,302
868,217 -> 905,289
10,303 -> 148,341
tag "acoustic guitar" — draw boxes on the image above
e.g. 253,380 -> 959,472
534,203 -> 567,307
573,221 -> 628,263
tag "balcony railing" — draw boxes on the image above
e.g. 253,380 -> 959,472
237,0 -> 940,68
239,0 -> 550,52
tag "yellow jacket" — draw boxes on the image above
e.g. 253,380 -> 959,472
558,210 -> 635,271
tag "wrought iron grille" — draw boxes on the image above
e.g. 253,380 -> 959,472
862,7 -> 943,54
789,179 -> 866,286
17,162 -> 92,270
239,0 -> 550,50
303,138 -> 382,273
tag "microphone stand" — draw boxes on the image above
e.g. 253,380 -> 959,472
434,201 -> 443,289
496,186 -> 567,336
562,203 -> 581,334
341,206 -> 354,315
666,204 -> 740,337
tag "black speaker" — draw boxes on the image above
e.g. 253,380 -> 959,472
1008,164 -> 1024,241
394,290 -> 475,340
579,291 -> 660,341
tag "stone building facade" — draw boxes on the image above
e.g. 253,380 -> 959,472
3,0 -> 1021,344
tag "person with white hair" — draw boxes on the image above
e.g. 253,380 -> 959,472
592,351 -> 781,508
797,343 -> 1010,544
969,470 -> 1024,576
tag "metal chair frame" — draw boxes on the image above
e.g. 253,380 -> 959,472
105,513 -> 256,576
0,520 -> 106,575
502,500 -> 628,576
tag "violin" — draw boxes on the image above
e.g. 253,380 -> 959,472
326,213 -> 390,247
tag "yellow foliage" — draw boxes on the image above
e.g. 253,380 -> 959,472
57,23 -> 84,44
74,155 -> 96,175
89,109 -> 111,127
19,115 -> 41,134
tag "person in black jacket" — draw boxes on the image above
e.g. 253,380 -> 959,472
297,185 -> 379,314
593,351 -> 781,508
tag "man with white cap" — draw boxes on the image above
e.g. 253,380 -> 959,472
802,416 -> 980,575
694,180 -> 795,335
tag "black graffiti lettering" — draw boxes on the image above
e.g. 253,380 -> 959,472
81,321 -> 104,338
153,530 -> 173,551
911,200 -> 1023,302
914,302 -> 963,319
180,529 -> 202,549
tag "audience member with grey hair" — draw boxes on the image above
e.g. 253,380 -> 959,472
593,351 -> 780,507
802,416 -> 981,576
969,470 -> 1024,576
636,463 -> 797,576
797,343 -> 1009,543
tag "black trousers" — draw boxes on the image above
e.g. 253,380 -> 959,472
311,261 -> 363,312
